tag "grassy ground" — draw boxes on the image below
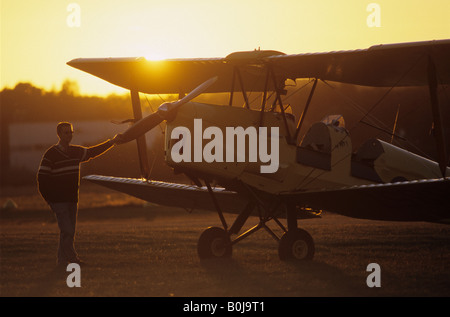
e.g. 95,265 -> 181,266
1,184 -> 449,297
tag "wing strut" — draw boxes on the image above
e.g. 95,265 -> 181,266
130,90 -> 151,179
427,56 -> 448,177
268,65 -> 293,143
294,78 -> 318,143
205,181 -> 228,232
235,67 -> 250,109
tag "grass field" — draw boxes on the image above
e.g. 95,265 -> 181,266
1,183 -> 449,297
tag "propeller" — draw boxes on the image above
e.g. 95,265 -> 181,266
111,119 -> 136,125
119,76 -> 218,143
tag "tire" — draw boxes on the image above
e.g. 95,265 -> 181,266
197,227 -> 232,259
278,228 -> 315,261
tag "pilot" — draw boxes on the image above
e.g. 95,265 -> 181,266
37,122 -> 123,267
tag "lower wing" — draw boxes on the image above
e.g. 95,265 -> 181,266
83,175 -> 247,214
282,178 -> 450,224
84,175 -> 449,224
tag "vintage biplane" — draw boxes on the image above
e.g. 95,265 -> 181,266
67,39 -> 450,261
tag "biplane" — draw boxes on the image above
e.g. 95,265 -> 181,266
67,39 -> 450,261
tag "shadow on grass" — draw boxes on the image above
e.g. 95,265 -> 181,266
198,257 -> 372,297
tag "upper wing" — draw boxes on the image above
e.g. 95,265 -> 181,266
67,39 -> 450,94
67,57 -> 238,94
270,39 -> 450,87
281,178 -> 450,224
83,175 -> 247,214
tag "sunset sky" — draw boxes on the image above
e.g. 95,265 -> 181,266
1,0 -> 449,96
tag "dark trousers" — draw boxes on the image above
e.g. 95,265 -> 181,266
49,202 -> 79,264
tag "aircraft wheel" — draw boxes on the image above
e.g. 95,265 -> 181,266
197,227 -> 232,259
278,228 -> 314,261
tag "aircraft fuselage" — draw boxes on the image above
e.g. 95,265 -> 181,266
164,102 -> 446,194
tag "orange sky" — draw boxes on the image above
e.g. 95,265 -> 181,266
1,0 -> 449,96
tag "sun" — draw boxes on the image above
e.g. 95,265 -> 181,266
144,53 -> 170,61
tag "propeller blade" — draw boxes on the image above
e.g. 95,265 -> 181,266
178,76 -> 218,106
111,118 -> 136,125
157,76 -> 218,114
120,76 -> 218,143
121,112 -> 165,142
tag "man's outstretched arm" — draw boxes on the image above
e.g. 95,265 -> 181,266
81,134 -> 123,162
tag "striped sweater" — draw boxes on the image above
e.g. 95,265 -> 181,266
37,140 -> 114,203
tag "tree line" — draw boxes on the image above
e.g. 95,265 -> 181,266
1,80 -> 134,123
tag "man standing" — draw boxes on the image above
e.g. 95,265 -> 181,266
37,122 -> 123,267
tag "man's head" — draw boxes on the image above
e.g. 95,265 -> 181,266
57,122 -> 73,144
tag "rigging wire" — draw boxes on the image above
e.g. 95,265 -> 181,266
296,53 -> 437,188
283,78 -> 315,102
321,79 -> 433,160
349,52 -> 427,132
319,52 -> 435,160
144,93 -> 165,133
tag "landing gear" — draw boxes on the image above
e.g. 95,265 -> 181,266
197,227 -> 232,259
198,181 -> 316,261
278,205 -> 315,261
278,228 -> 315,261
